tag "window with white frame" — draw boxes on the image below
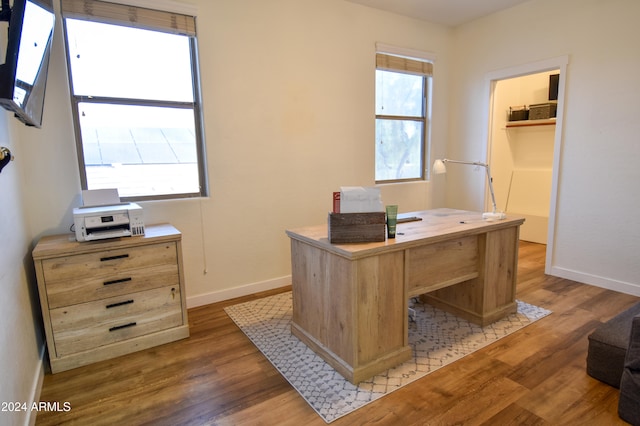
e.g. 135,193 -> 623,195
375,52 -> 432,183
61,0 -> 207,200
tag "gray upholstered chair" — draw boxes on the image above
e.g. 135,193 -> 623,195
618,314 -> 640,425
587,303 -> 640,388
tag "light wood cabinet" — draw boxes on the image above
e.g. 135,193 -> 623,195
33,224 -> 189,373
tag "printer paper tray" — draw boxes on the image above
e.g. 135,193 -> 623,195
85,229 -> 132,241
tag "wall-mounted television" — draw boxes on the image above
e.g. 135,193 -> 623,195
0,0 -> 54,128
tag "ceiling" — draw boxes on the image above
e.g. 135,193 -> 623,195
344,0 -> 531,27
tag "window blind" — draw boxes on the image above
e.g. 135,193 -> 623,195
60,0 -> 196,36
376,53 -> 433,77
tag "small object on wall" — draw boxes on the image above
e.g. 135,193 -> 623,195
0,146 -> 14,173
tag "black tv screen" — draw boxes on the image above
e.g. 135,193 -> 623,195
0,0 -> 54,128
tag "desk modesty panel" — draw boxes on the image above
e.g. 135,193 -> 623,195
286,209 -> 525,384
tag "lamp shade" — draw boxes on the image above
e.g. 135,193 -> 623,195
432,159 -> 447,174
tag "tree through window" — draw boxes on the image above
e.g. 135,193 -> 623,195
375,53 -> 432,183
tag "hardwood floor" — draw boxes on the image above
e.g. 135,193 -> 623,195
37,242 -> 638,425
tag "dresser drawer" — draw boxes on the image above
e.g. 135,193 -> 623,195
45,263 -> 179,309
42,242 -> 178,283
43,241 -> 179,308
50,285 -> 183,357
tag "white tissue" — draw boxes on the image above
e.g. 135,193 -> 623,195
339,186 -> 384,213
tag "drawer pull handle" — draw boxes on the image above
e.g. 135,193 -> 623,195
106,300 -> 134,309
103,277 -> 132,286
100,254 -> 129,262
109,322 -> 137,332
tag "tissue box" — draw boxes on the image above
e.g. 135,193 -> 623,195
328,212 -> 386,244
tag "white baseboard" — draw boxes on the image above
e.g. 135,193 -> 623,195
548,266 -> 640,297
27,346 -> 46,426
186,275 -> 292,308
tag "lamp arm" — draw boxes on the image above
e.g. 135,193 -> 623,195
440,159 -> 487,168
440,158 -> 498,214
484,164 -> 498,214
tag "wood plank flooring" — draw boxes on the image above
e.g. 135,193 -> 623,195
36,242 -> 639,425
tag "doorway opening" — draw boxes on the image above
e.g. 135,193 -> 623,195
485,56 -> 568,273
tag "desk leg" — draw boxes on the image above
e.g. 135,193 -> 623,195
290,239 -> 411,384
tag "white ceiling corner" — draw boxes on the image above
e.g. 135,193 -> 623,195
344,0 -> 531,27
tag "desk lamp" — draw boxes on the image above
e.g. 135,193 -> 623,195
432,158 -> 506,221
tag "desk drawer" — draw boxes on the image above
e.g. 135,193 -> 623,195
407,235 -> 479,296
50,285 -> 183,357
42,242 -> 178,282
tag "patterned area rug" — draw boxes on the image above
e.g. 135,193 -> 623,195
224,292 -> 551,423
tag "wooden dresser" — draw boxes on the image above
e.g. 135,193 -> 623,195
33,224 -> 189,373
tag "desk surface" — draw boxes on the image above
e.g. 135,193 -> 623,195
286,208 -> 525,259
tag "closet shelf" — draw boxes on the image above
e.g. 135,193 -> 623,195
505,118 -> 556,128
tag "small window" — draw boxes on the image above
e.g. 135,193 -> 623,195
375,53 -> 432,183
61,0 -> 207,200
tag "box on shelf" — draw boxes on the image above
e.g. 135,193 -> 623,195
509,105 -> 529,121
529,102 -> 557,120
328,212 -> 386,244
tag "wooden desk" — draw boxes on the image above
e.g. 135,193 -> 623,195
285,208 -> 524,384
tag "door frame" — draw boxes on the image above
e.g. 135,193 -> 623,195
484,55 -> 569,274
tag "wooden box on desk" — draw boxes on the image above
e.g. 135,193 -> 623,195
328,212 -> 386,243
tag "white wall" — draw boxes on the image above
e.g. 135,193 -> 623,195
7,0 -> 640,416
3,0 -> 452,418
0,9 -> 49,424
2,0 -> 453,419
0,106 -> 45,426
19,0 -> 452,307
449,0 -> 640,295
